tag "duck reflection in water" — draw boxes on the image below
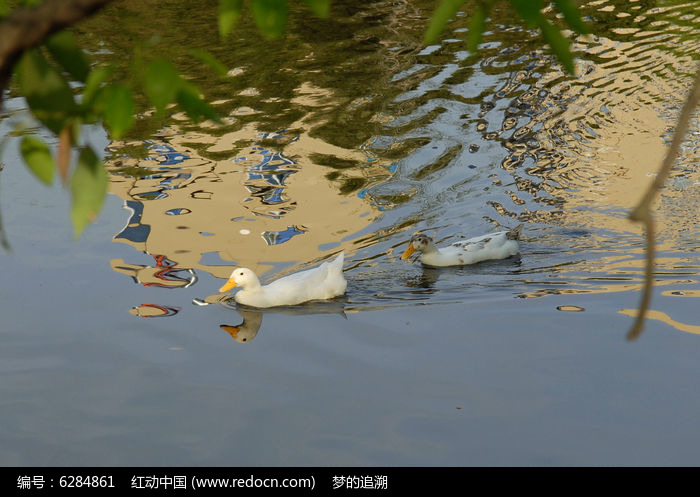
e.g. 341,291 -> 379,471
218,299 -> 347,344
402,267 -> 443,290
402,255 -> 523,292
220,308 -> 263,344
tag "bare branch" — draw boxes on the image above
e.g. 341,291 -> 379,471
626,217 -> 655,341
627,63 -> 700,340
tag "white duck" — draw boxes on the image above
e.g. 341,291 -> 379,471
401,225 -> 523,267
219,252 -> 347,308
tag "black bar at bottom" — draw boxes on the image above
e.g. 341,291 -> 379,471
3,466 -> 540,495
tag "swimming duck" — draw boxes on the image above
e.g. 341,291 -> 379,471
401,225 -> 523,267
219,252 -> 347,308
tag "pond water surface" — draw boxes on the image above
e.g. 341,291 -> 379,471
1,0 -> 699,466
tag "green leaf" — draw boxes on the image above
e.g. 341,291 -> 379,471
301,0 -> 330,18
467,6 -> 488,52
424,0 -> 467,44
176,87 -> 221,123
81,65 -> 113,109
144,58 -> 180,113
190,48 -> 228,77
103,84 -> 134,139
510,0 -> 544,27
45,31 -> 90,82
15,49 -> 76,134
0,1 -> 9,17
219,0 -> 243,38
70,147 -> 107,238
71,119 -> 82,145
553,0 -> 590,34
251,0 -> 288,39
539,18 -> 575,75
20,136 -> 55,185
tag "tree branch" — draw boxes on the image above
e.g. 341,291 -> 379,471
626,63 -> 700,340
0,0 -> 116,102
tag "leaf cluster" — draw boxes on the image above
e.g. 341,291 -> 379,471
11,27 -> 223,238
4,0 -> 331,237
219,0 -> 330,39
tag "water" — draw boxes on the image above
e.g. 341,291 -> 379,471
1,0 -> 699,465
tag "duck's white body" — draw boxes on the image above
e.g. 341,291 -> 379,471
401,226 -> 522,267
219,252 -> 347,308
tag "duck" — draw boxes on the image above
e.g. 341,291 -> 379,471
219,252 -> 347,308
400,225 -> 523,267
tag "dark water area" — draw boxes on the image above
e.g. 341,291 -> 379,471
1,0 -> 699,465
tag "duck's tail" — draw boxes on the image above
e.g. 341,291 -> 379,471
329,251 -> 345,270
506,224 -> 524,240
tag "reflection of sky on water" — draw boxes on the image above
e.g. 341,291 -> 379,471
145,142 -> 190,165
261,226 -> 307,246
240,147 -> 299,219
114,200 -> 150,244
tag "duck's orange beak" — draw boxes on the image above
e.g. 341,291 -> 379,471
220,324 -> 239,339
400,243 -> 415,260
219,278 -> 237,293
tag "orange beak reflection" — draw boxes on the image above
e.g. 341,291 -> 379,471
220,325 -> 240,339
219,279 -> 238,293
400,243 -> 416,260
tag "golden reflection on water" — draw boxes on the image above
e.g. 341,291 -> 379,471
465,0 -> 700,334
96,0 -> 698,334
129,303 -> 181,318
107,104 -> 391,280
619,309 -> 700,335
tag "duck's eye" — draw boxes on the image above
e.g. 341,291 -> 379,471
238,271 -> 244,276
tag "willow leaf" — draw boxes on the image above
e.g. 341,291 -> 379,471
425,0 -> 468,44
70,147 -> 107,238
20,136 -> 55,185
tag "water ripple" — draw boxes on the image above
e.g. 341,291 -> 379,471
100,0 -> 698,329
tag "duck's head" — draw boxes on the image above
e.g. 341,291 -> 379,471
401,234 -> 434,259
219,267 -> 260,292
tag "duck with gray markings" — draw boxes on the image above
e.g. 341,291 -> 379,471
400,225 -> 523,267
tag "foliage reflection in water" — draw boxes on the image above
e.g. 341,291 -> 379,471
85,0 -> 698,335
